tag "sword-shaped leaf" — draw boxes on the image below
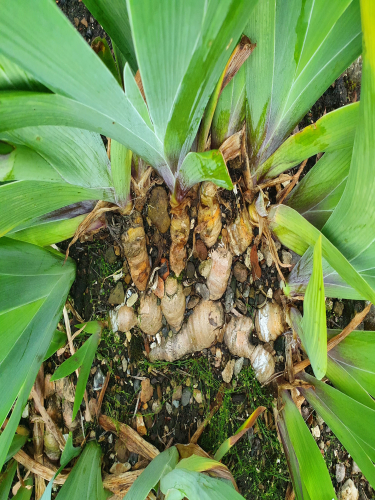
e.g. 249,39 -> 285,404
160,468 -> 245,500
51,332 -> 101,419
257,103 -> 358,180
300,373 -> 375,488
12,478 -> 33,500
125,446 -> 179,500
55,441 -> 108,500
327,329 -> 375,410
0,238 -> 75,470
127,0 -> 257,169
83,0 -> 137,73
283,0 -> 375,300
0,460 -> 17,500
4,434 -> 28,463
300,236 -> 327,379
277,390 -> 336,500
0,0 -> 164,168
211,66 -> 246,149
214,406 -> 265,461
245,0 -> 361,172
110,140 -> 132,208
270,205 -> 375,304
285,149 -> 352,230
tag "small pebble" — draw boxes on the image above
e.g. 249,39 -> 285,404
93,367 -> 105,391
105,246 -> 117,264
338,479 -> 359,500
186,262 -> 195,279
333,301 -> 345,317
172,400 -> 180,409
172,386 -> 182,401
234,357 -> 244,377
281,250 -> 292,265
311,425 -> 321,438
233,262 -> 248,283
110,462 -> 131,474
165,402 -> 173,415
152,400 -> 162,414
122,358 -> 128,373
224,287 -> 235,313
193,389 -> 203,404
181,387 -> 192,406
128,453 -> 138,466
198,260 -> 212,278
108,282 -> 125,305
133,379 -> 141,393
336,463 -> 346,483
21,404 -> 29,419
235,299 -> 247,315
195,283 -> 210,301
222,359 -> 235,383
127,292 -> 138,308
316,415 -> 324,426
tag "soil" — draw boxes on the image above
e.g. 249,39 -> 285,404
12,3 -> 371,500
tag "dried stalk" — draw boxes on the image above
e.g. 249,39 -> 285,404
190,385 -> 224,444
63,306 -> 92,422
219,128 -> 243,162
277,159 -> 307,205
14,450 -> 68,484
30,387 -> 65,451
14,450 -> 148,497
103,470 -> 144,496
33,366 -> 46,499
96,371 -> 110,418
99,415 -> 159,460
293,303 -> 372,375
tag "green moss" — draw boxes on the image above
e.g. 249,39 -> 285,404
145,356 -> 289,499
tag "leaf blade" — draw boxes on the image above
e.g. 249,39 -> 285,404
301,236 -> 327,379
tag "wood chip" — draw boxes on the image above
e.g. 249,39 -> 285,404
99,415 -> 159,460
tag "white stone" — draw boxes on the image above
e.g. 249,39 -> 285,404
21,404 -> 29,419
336,463 -> 346,483
351,461 -> 361,474
311,425 -> 321,438
122,358 -> 128,373
338,479 -> 359,500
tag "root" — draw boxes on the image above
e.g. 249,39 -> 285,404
197,182 -> 222,248
206,245 -> 232,300
226,207 -> 253,256
121,210 -> 151,291
138,293 -> 163,335
170,198 -> 191,277
161,277 -> 186,331
149,300 -> 224,362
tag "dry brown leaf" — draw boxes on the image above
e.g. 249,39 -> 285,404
250,245 -> 262,280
